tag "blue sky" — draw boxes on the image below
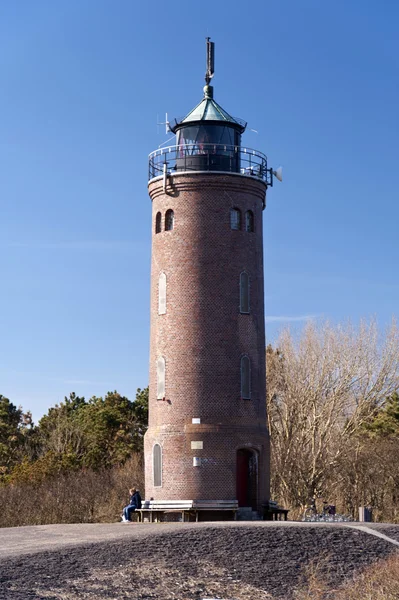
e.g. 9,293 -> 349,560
1,0 -> 398,422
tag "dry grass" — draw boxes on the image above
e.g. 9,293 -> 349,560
13,554 -> 399,600
0,454 -> 143,528
295,552 -> 399,600
33,560 -> 273,600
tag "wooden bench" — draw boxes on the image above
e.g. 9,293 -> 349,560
267,508 -> 289,521
262,502 -> 289,521
137,500 -> 238,523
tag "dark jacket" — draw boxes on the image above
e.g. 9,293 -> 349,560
130,491 -> 142,509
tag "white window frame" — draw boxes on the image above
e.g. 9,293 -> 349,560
153,443 -> 162,487
230,208 -> 241,230
157,356 -> 166,399
165,209 -> 174,231
245,210 -> 254,232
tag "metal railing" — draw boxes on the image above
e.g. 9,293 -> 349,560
148,143 -> 271,184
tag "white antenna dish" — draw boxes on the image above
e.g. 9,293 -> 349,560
273,166 -> 283,182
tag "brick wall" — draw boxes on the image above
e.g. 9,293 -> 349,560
144,172 -> 270,507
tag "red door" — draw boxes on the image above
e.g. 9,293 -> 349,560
236,450 -> 250,507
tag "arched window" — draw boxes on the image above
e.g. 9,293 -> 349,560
165,209 -> 174,231
245,210 -> 254,232
241,355 -> 251,399
155,212 -> 162,234
230,208 -> 241,230
157,356 -> 166,399
240,272 -> 250,314
158,272 -> 167,315
153,444 -> 162,487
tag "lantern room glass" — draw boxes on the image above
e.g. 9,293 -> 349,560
175,123 -> 241,173
176,125 -> 241,149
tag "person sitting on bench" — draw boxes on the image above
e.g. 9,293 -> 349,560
121,487 -> 142,522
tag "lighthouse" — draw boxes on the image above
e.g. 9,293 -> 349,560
144,39 -> 279,518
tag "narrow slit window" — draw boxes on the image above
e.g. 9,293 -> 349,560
157,356 -> 166,399
230,208 -> 241,230
158,272 -> 167,315
155,212 -> 162,234
165,209 -> 174,231
240,272 -> 250,314
245,210 -> 254,232
241,355 -> 251,399
153,444 -> 162,487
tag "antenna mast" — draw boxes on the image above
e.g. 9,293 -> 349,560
205,37 -> 215,86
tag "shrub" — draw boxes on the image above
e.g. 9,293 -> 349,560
0,454 -> 143,528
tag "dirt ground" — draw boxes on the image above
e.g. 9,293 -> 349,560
1,523 -> 398,599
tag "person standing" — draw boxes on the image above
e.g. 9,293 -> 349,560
122,487 -> 142,522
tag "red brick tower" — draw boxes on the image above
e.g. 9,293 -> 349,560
144,40 -> 280,516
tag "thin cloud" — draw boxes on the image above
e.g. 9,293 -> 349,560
265,314 -> 317,323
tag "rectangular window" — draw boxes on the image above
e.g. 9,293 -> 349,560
153,444 -> 162,487
157,357 -> 165,399
230,208 -> 241,230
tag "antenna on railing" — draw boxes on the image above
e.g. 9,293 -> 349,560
205,37 -> 215,86
157,112 -> 171,134
158,136 -> 175,149
157,112 -> 174,147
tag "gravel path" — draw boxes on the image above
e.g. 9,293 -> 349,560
0,523 -> 398,599
367,523 -> 399,543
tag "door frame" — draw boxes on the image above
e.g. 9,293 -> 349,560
236,447 -> 259,510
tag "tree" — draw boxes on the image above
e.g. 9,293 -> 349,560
6,387 -> 149,484
35,392 -> 88,470
31,388 -> 149,474
81,389 -> 148,468
365,392 -> 399,436
0,395 -> 32,479
133,387 -> 149,437
266,319 -> 399,512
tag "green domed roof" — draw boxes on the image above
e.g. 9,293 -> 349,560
170,85 -> 246,133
